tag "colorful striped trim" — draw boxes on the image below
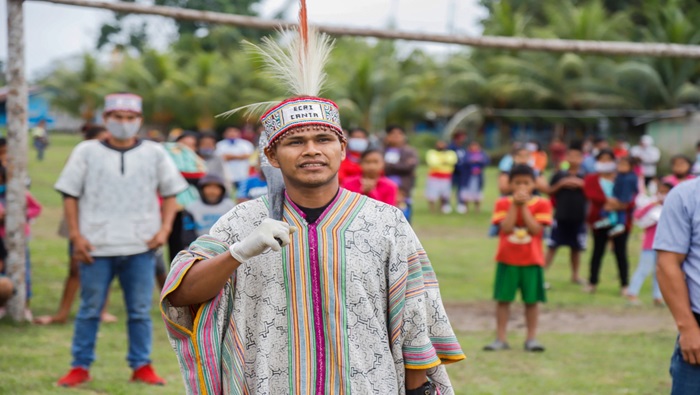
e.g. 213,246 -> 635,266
403,344 -> 441,370
282,189 -> 366,395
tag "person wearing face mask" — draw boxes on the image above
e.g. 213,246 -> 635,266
338,128 -> 370,183
581,136 -> 610,175
583,149 -> 634,295
626,177 -> 676,306
630,135 -> 661,187
54,93 -> 188,387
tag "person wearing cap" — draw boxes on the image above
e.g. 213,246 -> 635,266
54,93 -> 188,387
161,24 -> 464,395
654,176 -> 700,393
630,135 -> 661,187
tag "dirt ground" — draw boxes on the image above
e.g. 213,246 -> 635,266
445,301 -> 677,334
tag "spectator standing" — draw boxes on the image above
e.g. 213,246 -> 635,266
460,140 -> 489,213
182,174 -> 235,244
583,149 -> 634,294
0,137 -> 6,167
54,93 -> 187,387
545,141 -> 587,284
498,147 -> 548,196
549,136 -> 567,170
34,125 -> 115,326
594,157 -> 638,237
528,141 -> 548,173
236,163 -> 268,203
630,135 -> 661,187
627,177 -> 675,306
693,141 -> 700,176
196,133 -> 231,188
666,155 -> 696,185
30,119 -> 49,161
484,164 -> 553,352
425,140 -> 458,213
339,128 -> 369,183
613,136 -> 629,159
383,125 -> 419,221
342,149 -> 398,206
216,127 -> 255,191
163,132 -> 208,262
448,130 -> 468,213
654,177 -> 700,394
581,136 -> 610,174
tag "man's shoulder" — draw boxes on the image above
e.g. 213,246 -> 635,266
669,177 -> 700,204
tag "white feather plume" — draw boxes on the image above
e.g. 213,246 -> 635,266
217,28 -> 335,119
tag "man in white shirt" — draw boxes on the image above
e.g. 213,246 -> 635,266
215,127 -> 255,190
630,135 -> 661,186
55,93 -> 188,388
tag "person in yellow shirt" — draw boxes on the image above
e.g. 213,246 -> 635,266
426,140 -> 459,213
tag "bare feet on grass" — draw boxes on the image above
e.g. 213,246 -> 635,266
34,312 -> 118,325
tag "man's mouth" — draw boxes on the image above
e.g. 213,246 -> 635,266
300,162 -> 326,168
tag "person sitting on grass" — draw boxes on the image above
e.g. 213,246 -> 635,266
594,156 -> 638,237
484,164 -> 553,352
342,149 -> 398,206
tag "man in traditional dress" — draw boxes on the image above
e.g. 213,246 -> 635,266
161,13 -> 465,393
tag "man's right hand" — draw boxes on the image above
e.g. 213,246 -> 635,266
679,325 -> 700,365
229,219 -> 297,263
71,235 -> 95,264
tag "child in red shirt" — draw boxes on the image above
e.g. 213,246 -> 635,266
485,164 -> 552,352
342,149 -> 398,206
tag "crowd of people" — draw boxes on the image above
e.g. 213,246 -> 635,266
1,90 -> 700,391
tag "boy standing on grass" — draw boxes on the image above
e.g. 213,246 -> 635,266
485,164 -> 553,352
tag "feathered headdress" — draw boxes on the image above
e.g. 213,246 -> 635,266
219,0 -> 344,152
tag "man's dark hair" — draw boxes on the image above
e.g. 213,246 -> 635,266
385,125 -> 404,134
82,125 -> 107,140
568,140 -> 584,152
198,132 -> 218,143
509,164 -> 535,181
595,148 -> 615,161
360,149 -> 383,161
593,136 -> 607,145
350,128 -> 369,138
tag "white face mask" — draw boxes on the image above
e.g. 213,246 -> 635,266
594,161 -> 616,174
347,138 -> 369,153
106,119 -> 141,140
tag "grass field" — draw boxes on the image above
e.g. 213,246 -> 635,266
0,135 -> 677,394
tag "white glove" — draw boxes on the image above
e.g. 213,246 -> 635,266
229,219 -> 297,263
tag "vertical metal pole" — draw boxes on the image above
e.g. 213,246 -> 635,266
6,0 -> 29,322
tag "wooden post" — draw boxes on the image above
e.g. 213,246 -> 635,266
6,0 -> 29,322
32,0 -> 700,58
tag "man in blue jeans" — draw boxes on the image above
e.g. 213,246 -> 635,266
654,177 -> 700,395
54,93 -> 187,387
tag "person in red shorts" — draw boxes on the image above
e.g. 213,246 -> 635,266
484,164 -> 553,352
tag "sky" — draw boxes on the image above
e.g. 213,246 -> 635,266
0,0 -> 486,80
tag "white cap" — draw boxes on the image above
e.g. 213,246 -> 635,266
104,93 -> 142,115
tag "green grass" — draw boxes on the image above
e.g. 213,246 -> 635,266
0,134 -> 675,394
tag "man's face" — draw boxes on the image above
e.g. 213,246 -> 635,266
198,137 -> 217,151
510,175 -> 535,196
202,184 -> 224,204
385,129 -> 405,148
567,149 -> 583,167
104,110 -> 141,124
179,136 -> 197,151
267,127 -> 346,189
361,151 -> 384,178
224,128 -> 241,140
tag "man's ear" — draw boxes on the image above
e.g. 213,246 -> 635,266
340,140 -> 347,161
265,148 -> 281,169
